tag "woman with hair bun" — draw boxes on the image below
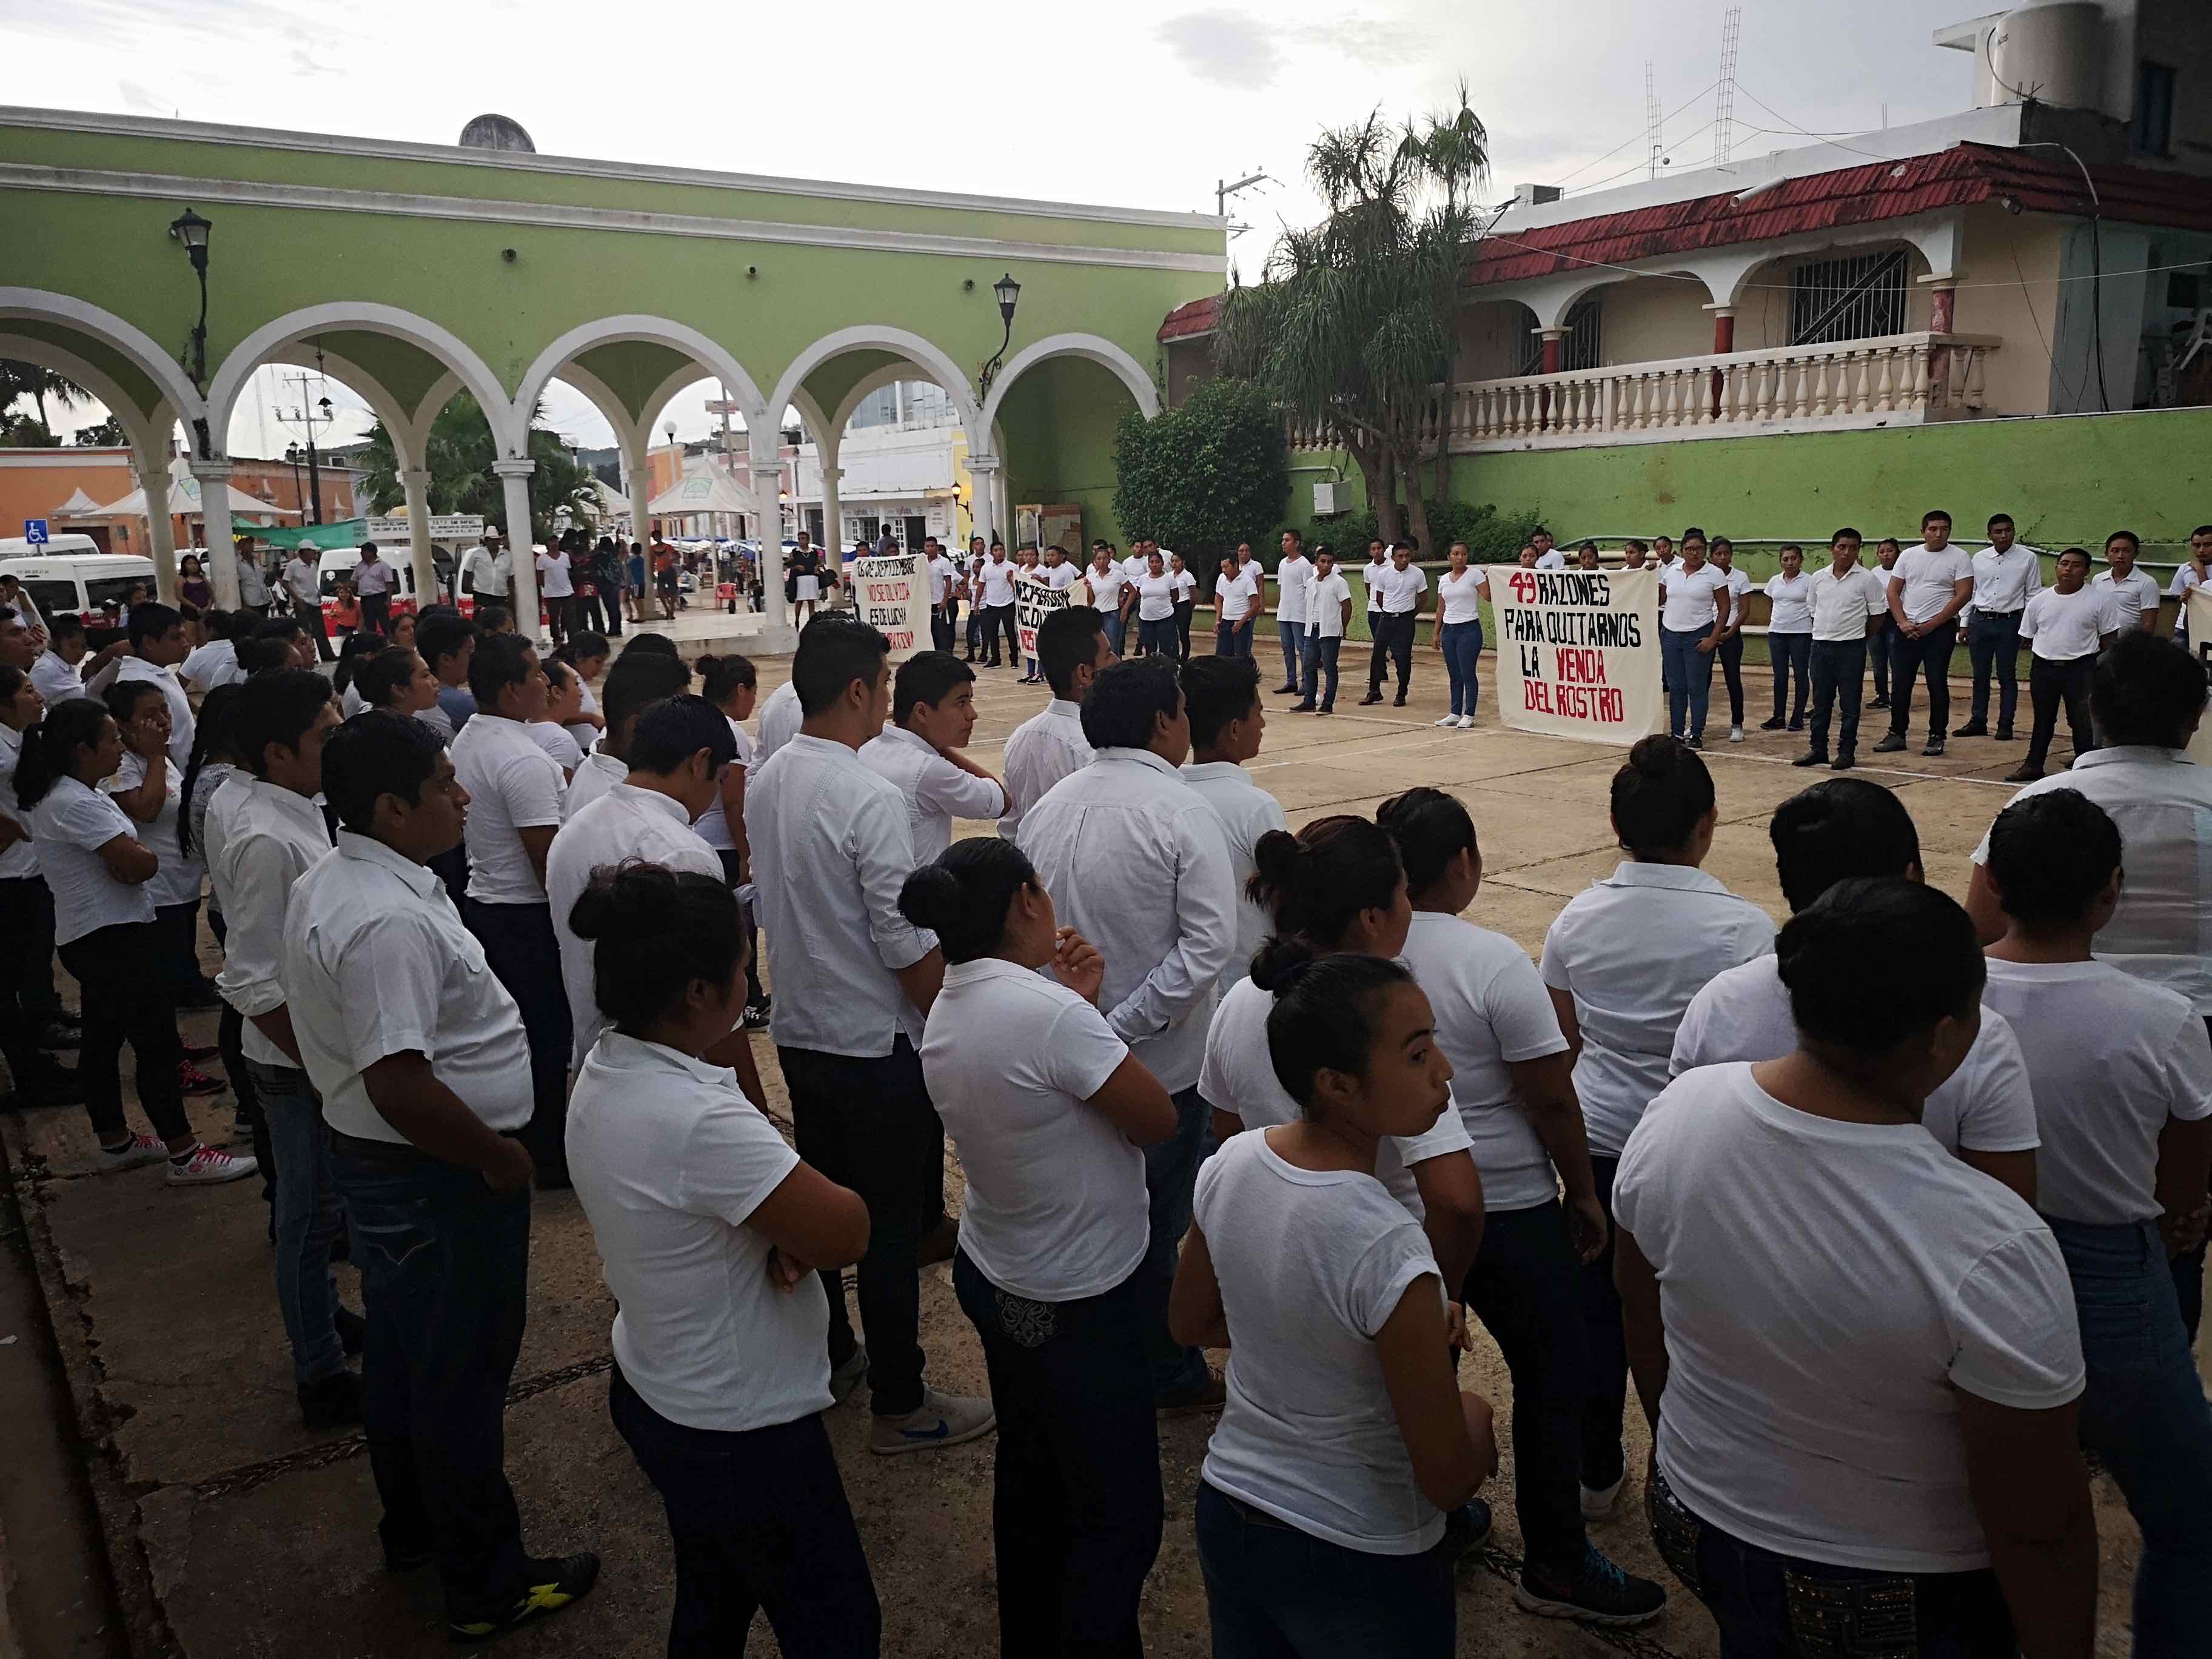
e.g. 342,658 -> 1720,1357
1173,950 -> 1497,1654
900,835 -> 1175,1657
1540,734 -> 1771,1542
564,862 -> 880,1657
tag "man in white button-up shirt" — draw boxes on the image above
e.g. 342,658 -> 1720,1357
860,652 -> 1007,859
1270,530 -> 1312,695
208,671 -> 358,1423
1796,528 -> 1889,770
999,606 -> 1113,841
114,603 -> 196,768
1018,655 -> 1237,1409
560,649 -> 691,822
746,617 -> 993,1450
1179,655 -> 1289,995
1958,512 -> 2040,742
1877,509 -> 1975,757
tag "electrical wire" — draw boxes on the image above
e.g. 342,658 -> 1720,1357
1566,121 -> 1720,196
1550,79 -> 1722,187
1729,84 -> 1902,166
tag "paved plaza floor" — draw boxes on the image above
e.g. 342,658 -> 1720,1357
0,638 -> 2184,1658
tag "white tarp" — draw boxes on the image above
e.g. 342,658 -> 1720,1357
648,466 -> 752,516
1486,565 -> 1663,745
851,551 -> 931,661
82,474 -> 300,520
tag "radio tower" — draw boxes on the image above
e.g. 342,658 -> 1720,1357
1644,61 -> 1661,180
1715,7 -> 1742,166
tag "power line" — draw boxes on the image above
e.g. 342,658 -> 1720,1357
1551,78 -> 1722,187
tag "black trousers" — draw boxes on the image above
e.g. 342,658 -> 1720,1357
151,897 -> 212,1005
1887,620 -> 1959,739
2024,652 -> 2097,772
777,1037 -> 938,1417
982,603 -> 1019,664
1367,611 -> 1413,694
1463,1200 -> 1593,1579
1579,1153 -> 1630,1491
1807,638 -> 1869,759
1768,632 -> 1811,725
360,591 -> 392,637
332,1134 -> 531,1615
293,597 -> 335,662
56,919 -> 189,1145
209,908 -> 275,1212
954,1253 -> 1162,1658
610,1366 -> 880,1658
0,875 -> 65,1096
1717,631 -> 1746,726
931,606 -> 956,653
1173,600 -> 1195,659
465,902 -> 573,1185
1966,609 -> 2023,729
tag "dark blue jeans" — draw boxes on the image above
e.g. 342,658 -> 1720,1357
1138,615 -> 1176,658
2046,1216 -> 2212,1653
1886,620 -> 1959,740
1662,628 -> 1717,740
1439,619 -> 1483,716
1647,1469 -> 2014,1658
1196,1481 -> 1454,1657
1277,621 -> 1302,688
1101,610 -> 1127,659
1216,621 -> 1253,659
610,1364 -> 880,1658
466,901 -> 572,1185
1580,1153 -> 1629,1490
331,1134 -> 532,1614
1299,634 -> 1341,709
1139,1085 -> 1212,1400
246,1058 -> 347,1387
1808,638 -> 1869,759
1769,631 -> 1811,724
1965,609 -> 2023,728
954,1253 -> 1162,1657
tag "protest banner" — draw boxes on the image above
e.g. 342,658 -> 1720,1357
2187,589 -> 2212,768
853,551 -> 930,660
1017,580 -> 1074,659
1486,565 -> 1663,745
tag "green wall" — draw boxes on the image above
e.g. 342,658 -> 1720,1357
1001,356 -> 1135,551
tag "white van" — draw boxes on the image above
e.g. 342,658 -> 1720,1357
0,547 -> 156,623
316,545 -> 425,627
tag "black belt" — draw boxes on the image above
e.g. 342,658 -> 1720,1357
1978,608 -> 2023,618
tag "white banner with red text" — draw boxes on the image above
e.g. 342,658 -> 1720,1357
1485,565 -> 1663,745
853,552 -> 930,660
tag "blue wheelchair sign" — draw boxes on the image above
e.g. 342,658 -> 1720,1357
23,518 -> 49,545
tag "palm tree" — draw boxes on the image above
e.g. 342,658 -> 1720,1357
353,392 -> 602,541
0,361 -> 91,433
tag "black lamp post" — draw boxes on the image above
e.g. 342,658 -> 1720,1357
169,207 -> 214,457
977,272 -> 1021,397
303,394 -> 332,525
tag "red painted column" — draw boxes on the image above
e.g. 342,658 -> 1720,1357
1709,307 -> 1735,419
1538,327 -> 1565,428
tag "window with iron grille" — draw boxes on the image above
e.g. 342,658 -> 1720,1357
1789,251 -> 1908,346
1517,298 -> 1603,374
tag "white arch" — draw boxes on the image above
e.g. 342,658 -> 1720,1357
537,358 -> 649,469
0,288 -> 207,427
767,324 -> 983,462
980,331 -> 1158,433
512,315 -> 769,442
0,332 -> 167,457
262,344 -> 427,468
208,303 -> 519,458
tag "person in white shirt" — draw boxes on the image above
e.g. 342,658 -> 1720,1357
1619,539 -> 1650,571
1172,951 -> 1498,1649
1361,541 -> 1429,708
902,837 -> 1175,1652
535,538 -> 577,648
1705,537 -> 1754,743
100,679 -> 221,1019
1429,541 -> 1490,728
179,612 -> 245,693
206,669 -> 361,1423
1270,531 -> 1313,694
685,652 -> 755,890
2168,523 -> 2212,649
1613,878 -> 2093,1652
529,658 -> 589,782
562,648 -> 688,823
449,635 -> 575,1186
914,535 -> 956,654
1377,788 -> 1668,1621
1959,512 -> 2040,740
1541,736 -> 1772,1512
1795,527 -> 1888,769
1130,550 -> 1178,660
1179,655 -> 1289,993
288,711 -> 600,1638
1213,553 -> 1261,661
1082,542 -> 1133,657
1362,540 -> 1389,637
1758,543 -> 1814,733
1169,550 -> 1198,660
1977,789 -> 2212,1647
2093,528 -> 2163,637
1672,778 -> 2039,1204
0,666 -> 76,1108
14,697 -> 250,1184
32,614 -> 91,706
233,537 -> 271,614
282,549 -> 335,662
1877,509 -> 1975,757
1865,535 -> 1905,708
113,603 -> 196,769
1041,543 -> 1079,594
860,652 -> 1007,860
1649,533 -> 1675,575
976,540 -> 1019,668
1019,655 -> 1238,1410
753,674 -> 802,766
1655,531 -> 1733,747
1531,528 -> 1566,571
999,606 -> 1111,840
353,543 -> 397,637
565,862 -> 879,1654
745,615 -> 994,1453
1292,545 -> 1354,714
2000,547 -> 2123,782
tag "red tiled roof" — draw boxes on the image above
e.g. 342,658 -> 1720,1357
1460,142 -> 2212,289
1159,293 -> 1221,342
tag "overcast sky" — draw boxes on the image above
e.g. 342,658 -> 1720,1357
4,0 -> 1976,466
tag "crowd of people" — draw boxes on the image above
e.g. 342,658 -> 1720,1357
3,541 -> 2212,1658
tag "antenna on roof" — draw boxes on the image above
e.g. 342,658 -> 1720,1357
1644,62 -> 1661,181
1715,7 -> 1742,166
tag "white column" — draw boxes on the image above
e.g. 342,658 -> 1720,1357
968,454 -> 1000,552
624,447 -> 653,557
140,456 -> 179,603
752,462 -> 789,639
492,459 -> 543,645
190,458 -> 240,609
820,460 -> 844,563
402,468 -> 438,602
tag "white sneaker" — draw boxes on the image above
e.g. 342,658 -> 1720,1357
97,1133 -> 168,1174
1456,714 -> 1476,729
1728,725 -> 1745,743
868,1387 -> 996,1456
830,1343 -> 870,1407
1580,1475 -> 1624,1521
166,1143 -> 259,1187
1435,714 -> 1459,727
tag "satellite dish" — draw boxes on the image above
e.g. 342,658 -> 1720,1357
458,114 -> 536,153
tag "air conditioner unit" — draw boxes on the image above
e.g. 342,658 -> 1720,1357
1313,480 -> 1339,516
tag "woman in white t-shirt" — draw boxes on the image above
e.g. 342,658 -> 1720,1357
2009,548 -> 2122,784
534,541 -> 575,647
1085,547 -> 1133,658
1170,552 -> 1198,660
1429,542 -> 1490,729
1979,790 -> 2212,1649
565,862 -> 880,1654
1759,543 -> 1814,732
529,659 -> 589,782
1541,735 -> 1772,1516
1376,786 -> 1666,1623
1175,950 -> 1495,1654
102,679 -> 215,1018
1706,538 -> 1754,742
900,837 -> 1175,1655
689,653 -> 757,885
0,667 -> 73,1107
1133,551 -> 1178,660
16,697 -> 249,1184
1655,534 -> 1733,748
1614,877 -> 2092,1652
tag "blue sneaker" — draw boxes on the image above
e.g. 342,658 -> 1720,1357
1443,1497 -> 1493,1564
1514,1541 -> 1666,1626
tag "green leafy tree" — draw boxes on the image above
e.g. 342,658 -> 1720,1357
0,361 -> 90,434
1111,377 -> 1289,571
353,392 -> 601,540
1215,89 -> 1489,555
72,415 -> 126,447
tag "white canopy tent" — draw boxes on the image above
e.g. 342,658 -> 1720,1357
647,465 -> 754,517
76,473 -> 301,522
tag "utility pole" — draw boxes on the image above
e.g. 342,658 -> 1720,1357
704,391 -> 743,552
1215,169 -> 1273,236
274,360 -> 334,526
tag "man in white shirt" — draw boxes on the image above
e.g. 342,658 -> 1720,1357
1292,546 -> 1354,713
287,711 -> 600,1639
1532,528 -> 1567,571
561,649 -> 691,821
1019,656 -> 1237,1409
1957,512 -> 2040,742
207,670 -> 360,1424
1795,528 -> 1888,770
1270,529 -> 1312,695
1361,541 -> 1429,708
860,651 -> 1007,859
32,614 -> 90,706
2093,529 -> 2164,637
744,616 -> 993,1453
1179,655 -> 1288,994
999,605 -> 1113,840
114,603 -> 196,768
754,674 -> 802,765
1875,509 -> 1974,757
1998,547 -> 2122,782
923,537 -> 962,653
354,542 -> 397,637
976,540 -> 1019,668
283,548 -> 335,662
179,613 -> 244,692
449,635 -> 574,1187
233,535 -> 270,613
1758,544 -> 1816,734
1212,553 -> 1259,660
1041,543 -> 1079,594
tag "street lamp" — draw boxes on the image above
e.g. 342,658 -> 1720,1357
169,207 -> 213,456
976,271 -> 1022,398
